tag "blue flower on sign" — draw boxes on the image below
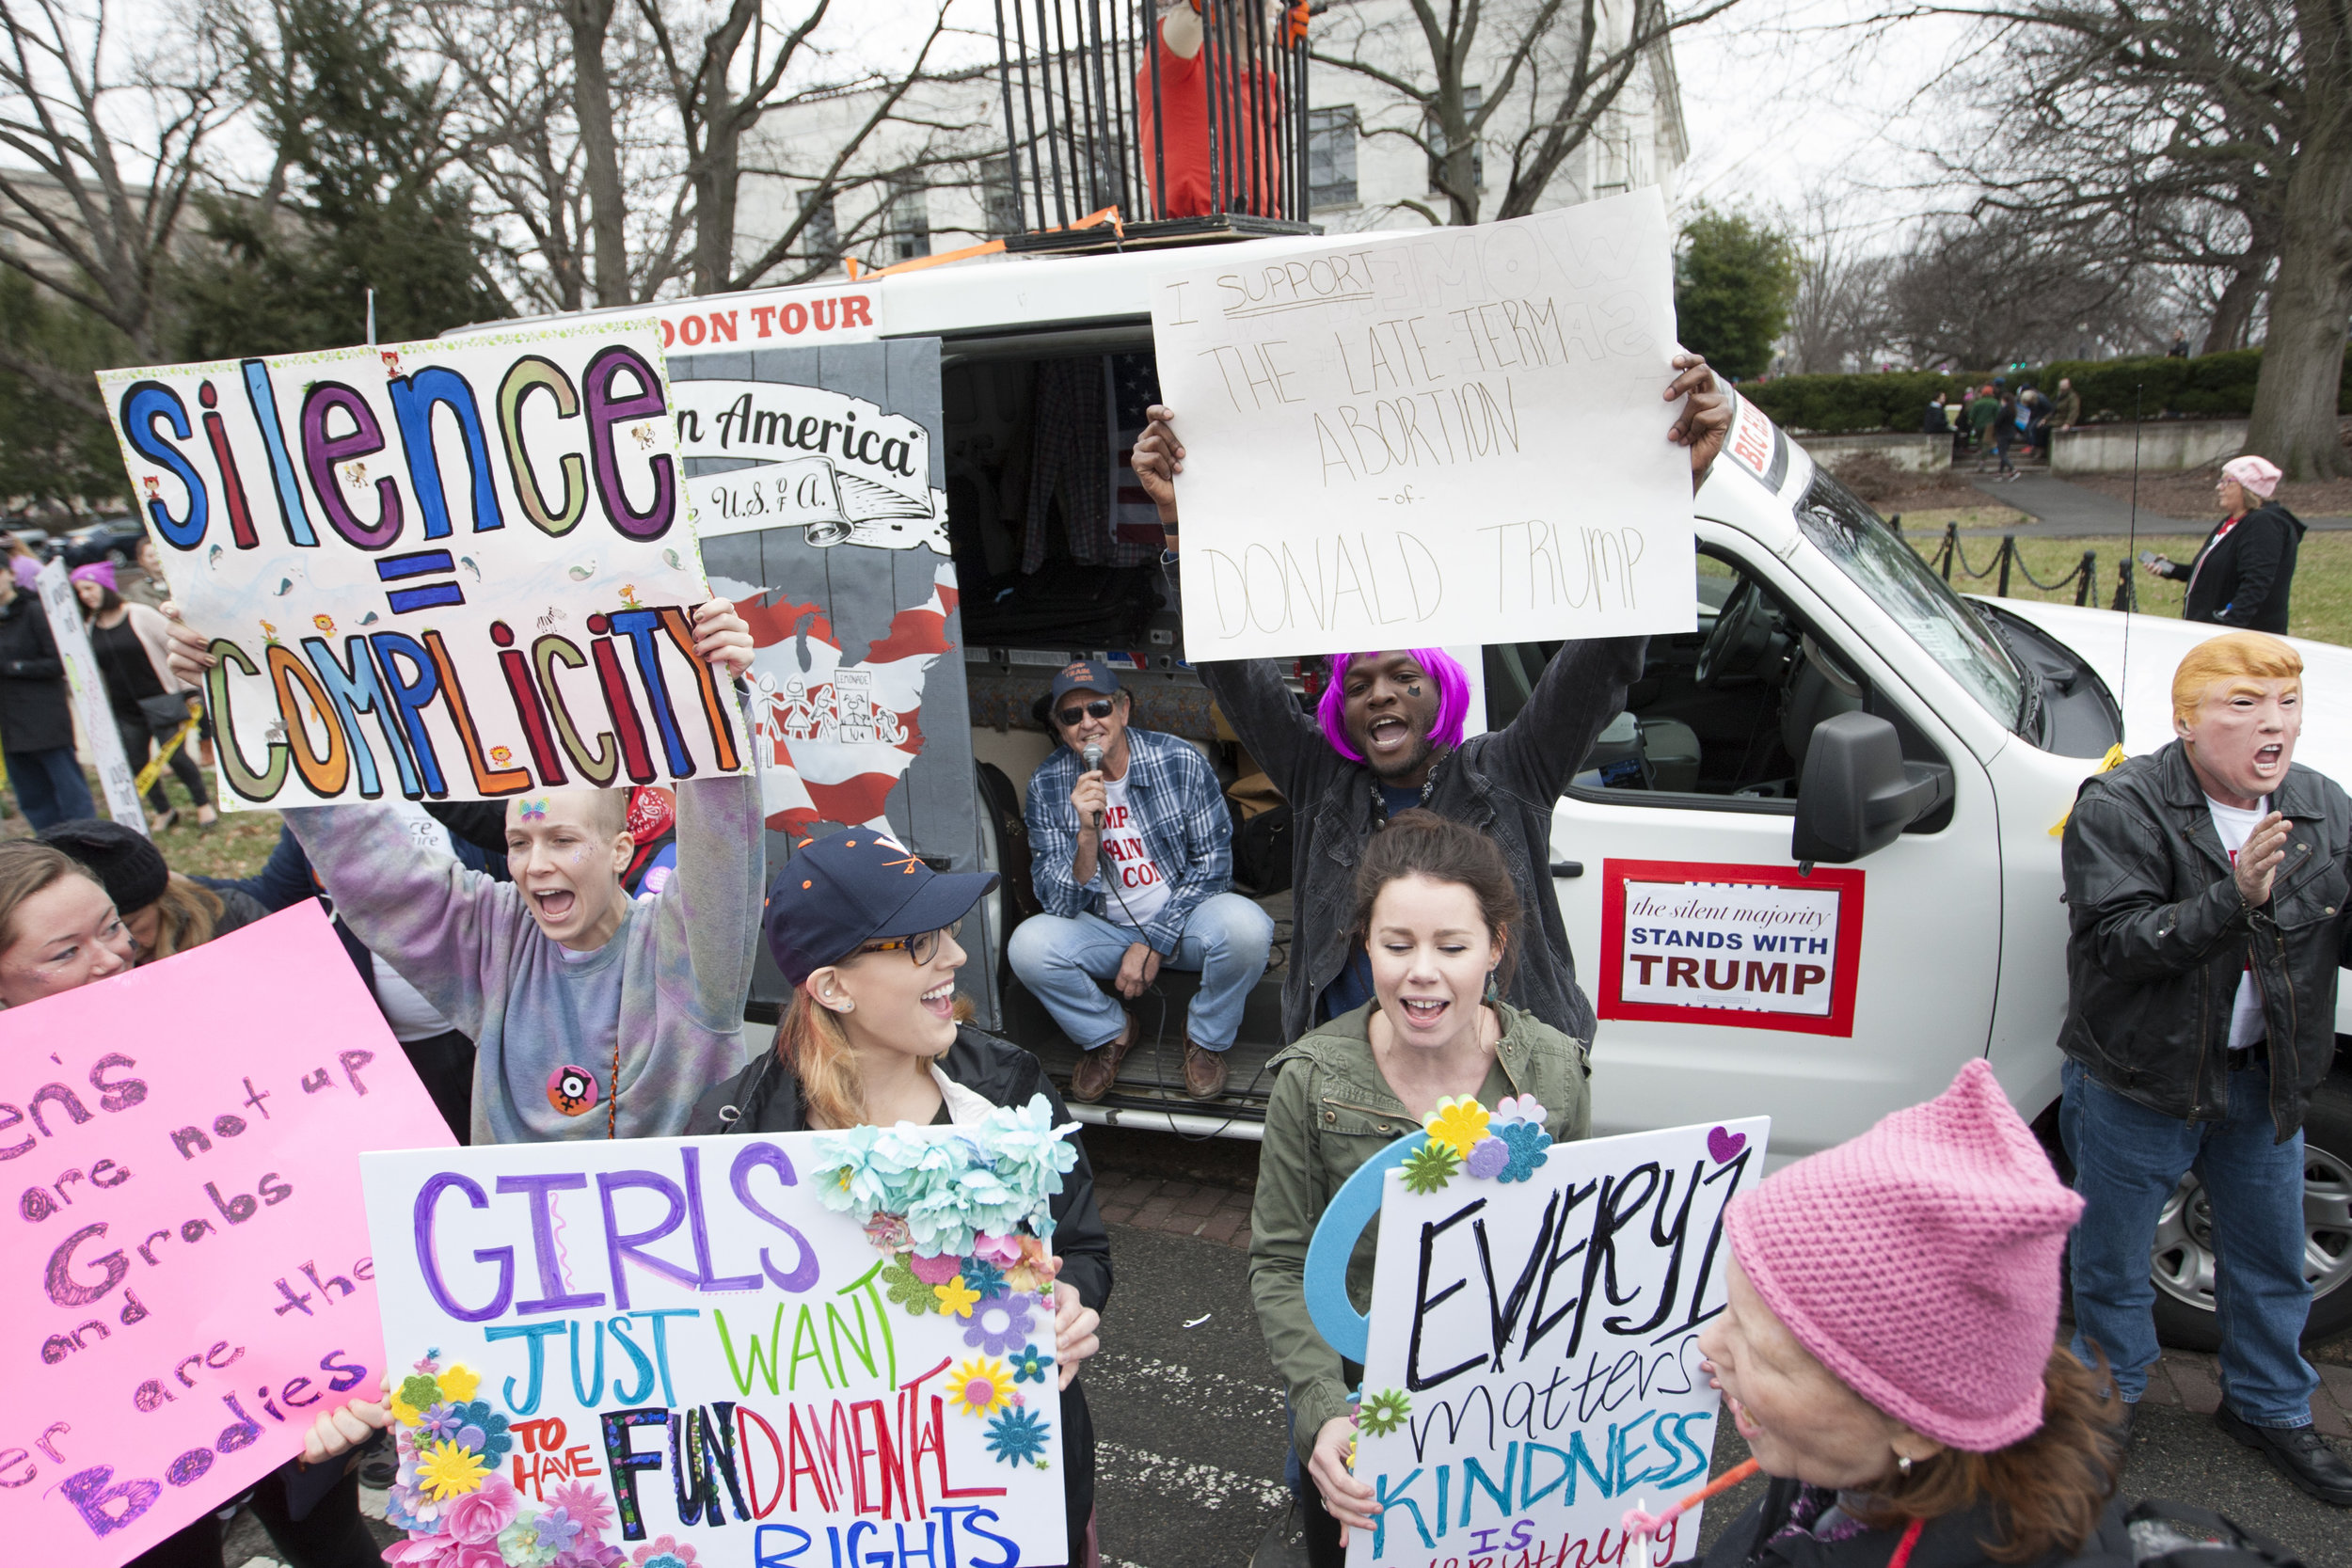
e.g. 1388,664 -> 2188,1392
1009,1343 -> 1053,1384
453,1400 -> 513,1463
958,1258 -> 1008,1299
1494,1119 -> 1551,1183
984,1405 -> 1053,1467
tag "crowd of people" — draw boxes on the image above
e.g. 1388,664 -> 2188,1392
0,346 -> 2343,1568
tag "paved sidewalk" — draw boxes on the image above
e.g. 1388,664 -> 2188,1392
2136,1347 -> 2352,1436
1096,1167 -> 1256,1249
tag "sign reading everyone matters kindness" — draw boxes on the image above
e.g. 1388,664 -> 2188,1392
1327,1114 -> 1768,1568
97,323 -> 746,808
1149,189 -> 1696,660
359,1123 -> 1073,1568
0,905 -> 454,1567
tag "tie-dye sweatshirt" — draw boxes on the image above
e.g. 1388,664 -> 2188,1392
282,769 -> 765,1145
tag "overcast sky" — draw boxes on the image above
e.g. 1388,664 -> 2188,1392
1654,0 -> 1988,245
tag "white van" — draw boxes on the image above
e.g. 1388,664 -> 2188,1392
469,244 -> 2352,1353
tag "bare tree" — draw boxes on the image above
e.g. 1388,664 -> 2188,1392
1927,0 -> 2347,476
0,0 -> 230,407
1310,0 -> 1736,227
1879,209 -> 2151,368
1781,199 -> 1889,372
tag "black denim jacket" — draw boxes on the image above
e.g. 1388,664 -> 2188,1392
1200,637 -> 1644,1044
2060,739 -> 2351,1138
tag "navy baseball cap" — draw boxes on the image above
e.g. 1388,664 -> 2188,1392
1049,659 -> 1120,701
765,829 -> 999,988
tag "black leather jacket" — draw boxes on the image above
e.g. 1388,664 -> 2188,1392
2059,740 -> 2350,1138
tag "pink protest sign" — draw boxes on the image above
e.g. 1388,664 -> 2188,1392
0,901 -> 455,1565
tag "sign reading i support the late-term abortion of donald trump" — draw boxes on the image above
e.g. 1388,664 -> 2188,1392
97,323 -> 747,808
1148,188 -> 1696,661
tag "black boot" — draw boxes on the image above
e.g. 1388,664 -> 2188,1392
2217,1404 -> 2352,1507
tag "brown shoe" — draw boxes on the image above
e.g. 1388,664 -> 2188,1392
1069,1014 -> 1137,1103
1184,1039 -> 1229,1101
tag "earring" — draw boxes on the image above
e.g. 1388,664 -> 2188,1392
1897,1454 -> 1913,1477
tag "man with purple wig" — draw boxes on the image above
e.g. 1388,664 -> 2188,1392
1131,356 -> 1729,1042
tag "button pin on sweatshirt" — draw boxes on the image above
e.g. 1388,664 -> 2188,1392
548,1065 -> 599,1116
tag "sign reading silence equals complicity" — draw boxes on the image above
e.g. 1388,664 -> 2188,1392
99,321 -> 749,808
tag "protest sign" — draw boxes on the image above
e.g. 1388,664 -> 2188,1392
1148,188 -> 1695,660
1307,1109 -> 1769,1567
0,904 -> 454,1566
97,322 -> 746,809
674,377 -> 948,554
359,1107 -> 1079,1567
34,557 -> 146,830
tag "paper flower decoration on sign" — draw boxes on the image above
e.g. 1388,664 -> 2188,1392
381,1354 -> 630,1562
1400,1095 -> 1551,1193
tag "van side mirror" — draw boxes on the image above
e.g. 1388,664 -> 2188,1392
1789,711 -> 1954,863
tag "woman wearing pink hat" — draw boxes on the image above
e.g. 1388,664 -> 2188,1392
1696,1060 -> 2130,1567
72,561 -> 216,830
2141,455 -> 2303,634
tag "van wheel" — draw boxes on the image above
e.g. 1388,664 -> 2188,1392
2148,1074 -> 2352,1351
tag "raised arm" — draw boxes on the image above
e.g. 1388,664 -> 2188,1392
280,805 -> 517,1037
1483,636 -> 1649,803
651,601 -> 765,1025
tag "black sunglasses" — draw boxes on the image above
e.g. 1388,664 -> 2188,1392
1057,697 -> 1116,729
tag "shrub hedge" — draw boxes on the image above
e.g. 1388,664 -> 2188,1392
1741,346 -> 2352,435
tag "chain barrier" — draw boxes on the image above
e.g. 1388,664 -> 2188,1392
1929,525 -> 2098,607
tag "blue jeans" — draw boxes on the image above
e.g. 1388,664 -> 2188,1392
3,744 -> 94,831
1008,895 -> 1273,1051
2061,1057 -> 2318,1426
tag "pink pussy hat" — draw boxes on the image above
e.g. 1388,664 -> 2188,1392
1724,1058 -> 2083,1451
2221,454 -> 2281,499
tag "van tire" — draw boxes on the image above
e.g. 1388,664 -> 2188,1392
2146,1071 -> 2352,1352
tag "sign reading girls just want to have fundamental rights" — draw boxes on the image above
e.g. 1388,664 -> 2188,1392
1148,189 -> 1697,661
98,321 -> 748,808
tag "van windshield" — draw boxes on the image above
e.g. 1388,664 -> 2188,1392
1795,467 -> 2027,731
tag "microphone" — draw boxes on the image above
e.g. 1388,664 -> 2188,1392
1081,744 -> 1105,829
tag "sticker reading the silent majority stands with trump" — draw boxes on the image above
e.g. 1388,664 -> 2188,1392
1597,859 -> 1866,1037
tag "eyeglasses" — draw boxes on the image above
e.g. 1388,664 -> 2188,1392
857,920 -> 961,966
1057,698 -> 1115,729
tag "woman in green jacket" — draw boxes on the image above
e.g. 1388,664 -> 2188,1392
1248,810 -> 1591,1568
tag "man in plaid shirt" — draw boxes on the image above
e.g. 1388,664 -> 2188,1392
1010,659 -> 1273,1102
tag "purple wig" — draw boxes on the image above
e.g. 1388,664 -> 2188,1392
1315,648 -> 1472,763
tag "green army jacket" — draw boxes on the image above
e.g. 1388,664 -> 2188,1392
1246,999 -> 1591,1459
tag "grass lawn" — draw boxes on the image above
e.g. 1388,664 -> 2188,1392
0,766 -> 285,879
1909,531 -> 2352,649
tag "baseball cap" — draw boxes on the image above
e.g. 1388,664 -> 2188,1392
1049,659 -> 1120,702
765,829 -> 999,988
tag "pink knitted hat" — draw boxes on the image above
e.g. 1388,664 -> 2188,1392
1724,1058 -> 2082,1451
2222,455 -> 2281,499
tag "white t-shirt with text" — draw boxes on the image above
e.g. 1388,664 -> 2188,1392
1096,771 -> 1174,931
2206,795 -> 2270,1053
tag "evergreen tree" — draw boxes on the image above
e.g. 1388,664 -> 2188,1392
1674,208 -> 1800,382
172,0 -> 506,359
0,272 -> 135,509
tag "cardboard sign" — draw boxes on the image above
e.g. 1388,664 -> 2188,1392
96,323 -> 746,808
1313,1116 -> 1768,1567
1597,860 -> 1867,1037
1149,189 -> 1695,660
33,557 -> 145,830
359,1127 -> 1072,1568
0,905 -> 455,1566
